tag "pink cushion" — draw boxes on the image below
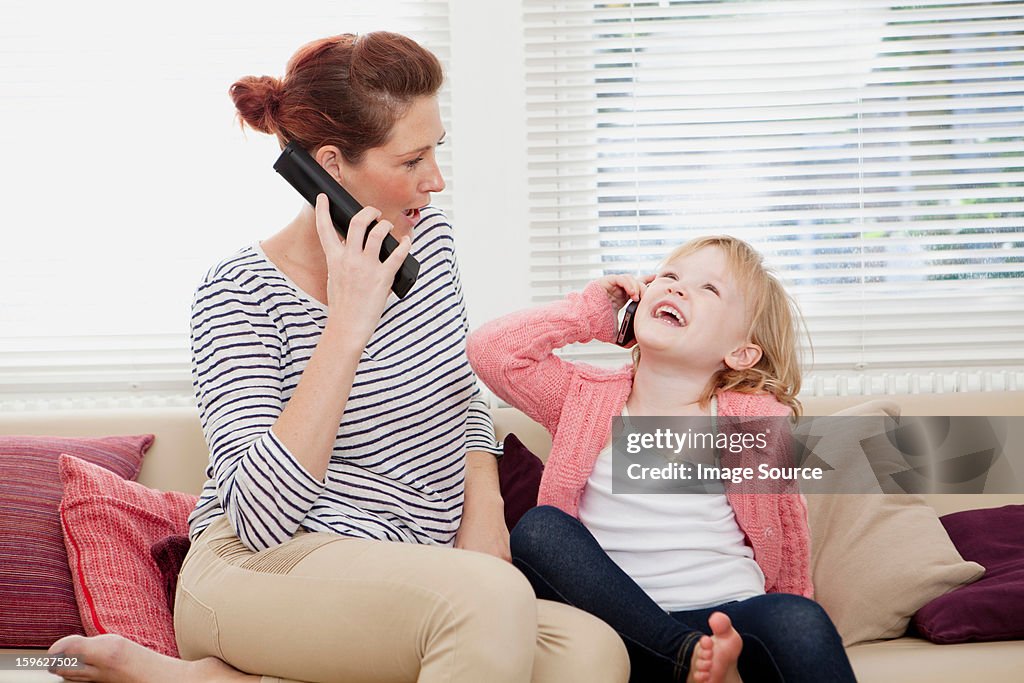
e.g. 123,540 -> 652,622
58,454 -> 199,657
0,434 -> 151,648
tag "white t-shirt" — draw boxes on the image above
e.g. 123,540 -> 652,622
577,407 -> 766,612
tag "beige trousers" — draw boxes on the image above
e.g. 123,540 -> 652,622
174,517 -> 629,683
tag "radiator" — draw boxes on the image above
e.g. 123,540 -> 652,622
485,369 -> 1023,408
802,370 -> 1023,397
1,370 -> 1021,413
0,392 -> 196,413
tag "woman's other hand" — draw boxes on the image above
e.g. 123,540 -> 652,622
456,451 -> 512,562
455,500 -> 512,562
314,193 -> 412,345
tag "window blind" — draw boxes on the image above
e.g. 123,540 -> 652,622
0,0 -> 453,395
523,0 -> 1024,379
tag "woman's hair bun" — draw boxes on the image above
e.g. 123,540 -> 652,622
229,75 -> 285,135
228,32 -> 443,156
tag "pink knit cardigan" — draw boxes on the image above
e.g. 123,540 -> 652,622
467,282 -> 813,597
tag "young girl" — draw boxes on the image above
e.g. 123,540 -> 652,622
467,236 -> 856,683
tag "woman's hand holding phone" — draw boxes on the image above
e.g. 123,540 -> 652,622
314,194 -> 412,346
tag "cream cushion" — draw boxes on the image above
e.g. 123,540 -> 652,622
805,400 -> 985,645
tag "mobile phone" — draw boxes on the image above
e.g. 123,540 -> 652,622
273,141 -> 420,298
616,299 -> 639,347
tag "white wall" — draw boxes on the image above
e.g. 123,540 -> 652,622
447,0 -> 532,327
0,1 -> 529,401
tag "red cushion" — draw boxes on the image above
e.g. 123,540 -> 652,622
58,454 -> 199,657
0,434 -> 151,648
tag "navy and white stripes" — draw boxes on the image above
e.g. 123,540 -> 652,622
187,208 -> 502,552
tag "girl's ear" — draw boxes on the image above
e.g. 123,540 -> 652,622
725,343 -> 762,371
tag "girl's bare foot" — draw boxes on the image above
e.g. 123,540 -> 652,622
686,612 -> 743,683
46,634 -> 261,683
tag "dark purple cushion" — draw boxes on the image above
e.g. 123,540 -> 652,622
912,505 -> 1024,643
150,534 -> 192,613
498,433 -> 544,532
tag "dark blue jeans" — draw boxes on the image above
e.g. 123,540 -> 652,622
510,506 -> 857,683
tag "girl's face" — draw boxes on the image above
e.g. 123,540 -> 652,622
336,96 -> 447,233
634,246 -> 761,373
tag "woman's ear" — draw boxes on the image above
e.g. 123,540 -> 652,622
314,145 -> 347,184
725,343 -> 762,371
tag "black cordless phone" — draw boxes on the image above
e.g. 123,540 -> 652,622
273,141 -> 420,298
616,300 -> 639,347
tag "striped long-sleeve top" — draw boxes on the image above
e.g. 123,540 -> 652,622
187,207 -> 502,552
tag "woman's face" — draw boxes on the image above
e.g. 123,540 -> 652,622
337,96 -> 447,233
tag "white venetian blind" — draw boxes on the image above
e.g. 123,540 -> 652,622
0,0 -> 453,396
523,0 -> 1024,376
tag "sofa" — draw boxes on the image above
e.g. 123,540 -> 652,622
1,391 -> 1022,682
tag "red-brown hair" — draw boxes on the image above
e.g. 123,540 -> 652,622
229,32 -> 444,162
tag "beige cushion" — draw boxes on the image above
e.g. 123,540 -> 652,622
806,399 -> 985,646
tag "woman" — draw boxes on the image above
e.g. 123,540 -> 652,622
48,32 -> 628,683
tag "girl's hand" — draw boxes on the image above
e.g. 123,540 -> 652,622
314,193 -> 412,345
595,273 -> 652,311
